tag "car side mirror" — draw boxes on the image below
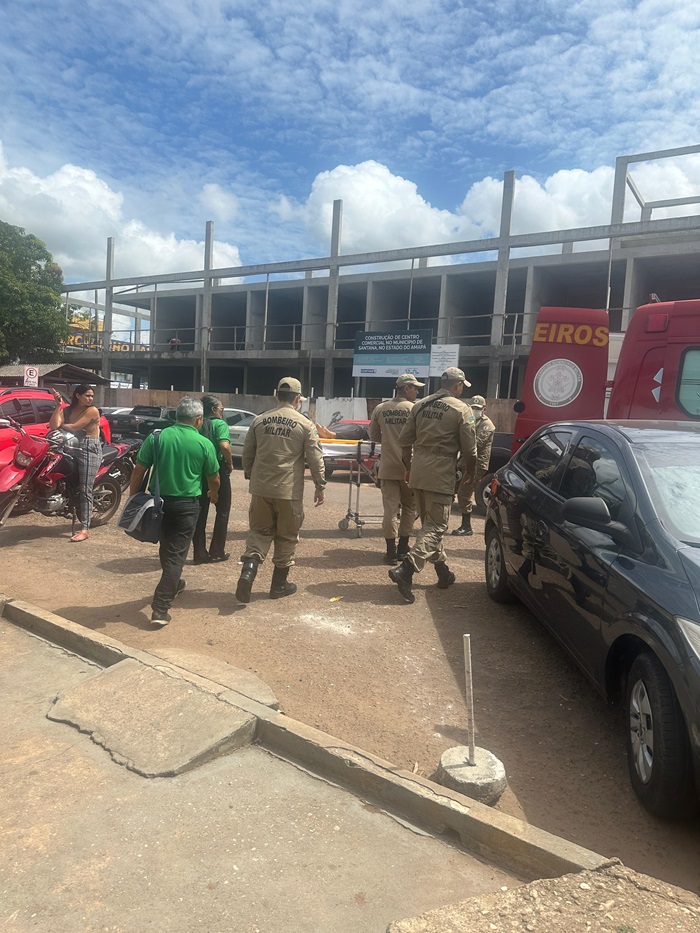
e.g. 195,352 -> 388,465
562,496 -> 611,526
562,497 -> 638,550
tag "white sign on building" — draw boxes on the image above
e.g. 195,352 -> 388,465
429,344 -> 460,376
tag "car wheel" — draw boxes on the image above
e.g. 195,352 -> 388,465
485,524 -> 515,603
91,477 -> 122,526
474,472 -> 493,516
625,653 -> 698,818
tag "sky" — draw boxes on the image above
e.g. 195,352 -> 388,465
1,0 -> 700,288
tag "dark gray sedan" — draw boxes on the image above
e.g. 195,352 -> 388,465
485,420 -> 700,819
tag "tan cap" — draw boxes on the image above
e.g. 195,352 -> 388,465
396,373 -> 425,388
468,395 -> 486,408
441,367 -> 472,387
276,376 -> 306,399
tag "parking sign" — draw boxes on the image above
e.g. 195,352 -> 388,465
23,366 -> 39,387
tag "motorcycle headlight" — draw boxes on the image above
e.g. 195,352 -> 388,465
677,616 -> 700,662
15,450 -> 33,467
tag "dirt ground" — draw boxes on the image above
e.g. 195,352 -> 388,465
2,471 -> 699,897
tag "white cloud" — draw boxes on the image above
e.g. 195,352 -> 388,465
2,143 -> 700,292
0,144 -> 241,282
301,161 -> 479,255
200,184 -> 239,224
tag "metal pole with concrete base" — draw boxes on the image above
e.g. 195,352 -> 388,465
436,634 -> 508,806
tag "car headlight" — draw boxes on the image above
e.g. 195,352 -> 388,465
677,616 -> 700,662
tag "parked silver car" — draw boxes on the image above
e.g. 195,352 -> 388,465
222,407 -> 254,428
229,414 -> 255,463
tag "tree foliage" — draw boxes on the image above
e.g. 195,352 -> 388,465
0,220 -> 69,364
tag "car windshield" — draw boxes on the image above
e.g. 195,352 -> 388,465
235,415 -> 255,428
633,439 -> 700,545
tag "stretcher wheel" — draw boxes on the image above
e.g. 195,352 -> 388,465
356,526 -> 362,538
338,518 -> 350,531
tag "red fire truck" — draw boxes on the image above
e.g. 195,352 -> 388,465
476,298 -> 700,508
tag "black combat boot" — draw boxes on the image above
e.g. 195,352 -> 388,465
451,514 -> 473,536
388,559 -> 415,604
383,538 -> 399,565
397,536 -> 410,560
435,561 -> 456,589
269,566 -> 297,600
235,558 -> 259,604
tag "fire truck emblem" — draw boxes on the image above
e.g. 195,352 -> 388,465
533,359 -> 584,408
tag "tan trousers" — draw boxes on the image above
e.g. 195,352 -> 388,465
242,496 -> 304,568
380,479 -> 416,538
407,489 -> 452,572
456,467 -> 487,514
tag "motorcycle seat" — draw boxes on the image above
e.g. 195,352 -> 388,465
101,445 -> 122,464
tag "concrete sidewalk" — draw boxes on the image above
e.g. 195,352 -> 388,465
0,595 -> 609,932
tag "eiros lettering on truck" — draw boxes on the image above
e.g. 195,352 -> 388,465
533,322 -> 609,346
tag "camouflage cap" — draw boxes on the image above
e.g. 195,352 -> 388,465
276,376 -> 306,399
468,395 -> 486,408
441,367 -> 472,387
396,373 -> 425,387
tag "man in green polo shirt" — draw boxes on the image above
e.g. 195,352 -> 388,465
129,397 -> 220,625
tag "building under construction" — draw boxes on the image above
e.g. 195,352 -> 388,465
62,145 -> 700,401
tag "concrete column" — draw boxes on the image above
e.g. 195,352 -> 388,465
150,296 -> 157,351
101,237 -> 114,381
487,360 -> 502,399
488,171 -> 515,397
610,155 -> 628,250
201,221 -> 214,391
521,265 -> 537,345
621,257 -> 638,330
323,200 -> 342,396
437,274 -> 449,341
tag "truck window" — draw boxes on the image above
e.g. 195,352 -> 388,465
677,349 -> 700,418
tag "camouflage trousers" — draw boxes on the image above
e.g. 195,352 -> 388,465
406,489 -> 452,572
242,496 -> 305,568
380,478 -> 416,539
456,467 -> 487,514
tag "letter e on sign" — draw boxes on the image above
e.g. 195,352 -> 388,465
24,366 -> 39,387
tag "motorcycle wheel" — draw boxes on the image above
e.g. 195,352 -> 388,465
9,496 -> 33,516
109,462 -> 133,491
0,490 -> 21,526
91,477 -> 122,526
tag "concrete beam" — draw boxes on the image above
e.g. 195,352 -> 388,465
63,215 -> 700,295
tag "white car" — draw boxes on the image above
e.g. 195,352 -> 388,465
229,414 -> 255,463
222,407 -> 254,428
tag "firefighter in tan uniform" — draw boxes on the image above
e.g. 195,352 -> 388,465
452,395 -> 495,537
389,368 -> 477,603
235,377 -> 326,603
369,373 -> 424,565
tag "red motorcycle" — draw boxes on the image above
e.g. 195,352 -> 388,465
0,418 -> 139,529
